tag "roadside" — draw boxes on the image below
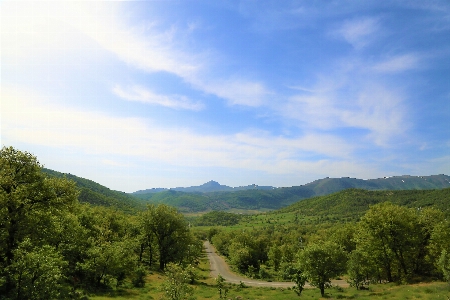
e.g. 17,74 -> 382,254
204,241 -> 349,288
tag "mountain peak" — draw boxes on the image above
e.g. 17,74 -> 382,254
202,180 -> 220,186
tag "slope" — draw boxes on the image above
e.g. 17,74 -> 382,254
42,168 -> 145,213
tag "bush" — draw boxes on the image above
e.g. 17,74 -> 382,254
132,266 -> 147,288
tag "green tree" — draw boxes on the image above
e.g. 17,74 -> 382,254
354,202 -> 439,282
76,205 -> 136,288
0,147 -> 78,296
216,274 -> 228,299
438,250 -> 450,283
346,249 -> 378,289
161,263 -> 195,300
6,239 -> 68,300
140,204 -> 191,270
267,245 -> 282,271
291,268 -> 307,296
298,242 -> 347,297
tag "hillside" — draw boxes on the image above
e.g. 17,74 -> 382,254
42,168 -> 145,213
133,175 -> 450,212
278,187 -> 450,220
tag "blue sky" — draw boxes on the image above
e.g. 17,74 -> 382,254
2,1 -> 449,192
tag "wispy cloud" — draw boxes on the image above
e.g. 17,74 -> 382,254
1,1 -> 270,108
113,85 -> 204,111
196,79 -> 271,107
2,87 -> 364,177
372,54 -> 420,73
334,17 -> 380,49
279,65 -> 409,146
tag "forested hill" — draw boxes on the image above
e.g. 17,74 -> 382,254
277,188 -> 450,220
132,175 -> 450,212
42,168 -> 145,213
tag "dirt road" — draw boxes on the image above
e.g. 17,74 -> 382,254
204,241 -> 349,288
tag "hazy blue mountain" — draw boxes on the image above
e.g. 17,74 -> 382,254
132,180 -> 274,194
132,175 -> 450,212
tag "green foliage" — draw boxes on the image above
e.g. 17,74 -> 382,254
131,265 -> 147,288
438,250 -> 450,283
139,204 -> 193,270
42,168 -> 145,213
194,211 -> 244,226
0,146 -> 79,297
298,241 -> 347,297
354,202 -> 441,282
216,274 -> 228,298
161,264 -> 195,300
6,239 -> 68,300
291,268 -> 307,296
279,188 -> 450,220
346,249 -> 377,290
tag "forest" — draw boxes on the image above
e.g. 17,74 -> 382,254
1,146 -> 450,299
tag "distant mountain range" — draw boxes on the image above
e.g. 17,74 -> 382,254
131,175 -> 450,212
40,168 -> 450,213
133,175 -> 450,194
132,180 -> 274,194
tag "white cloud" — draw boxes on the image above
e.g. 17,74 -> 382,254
280,73 -> 408,147
1,1 -> 271,108
372,54 -> 420,73
2,87 -> 362,176
112,85 -> 204,111
196,79 -> 271,107
334,17 -> 380,49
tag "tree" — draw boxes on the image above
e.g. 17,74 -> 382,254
76,205 -> 136,288
268,245 -> 282,271
0,146 -> 78,296
140,204 -> 191,270
161,263 -> 195,300
346,249 -> 378,289
291,268 -> 307,296
438,250 -> 450,283
298,242 -> 347,297
216,274 -> 228,299
354,202 -> 440,282
6,239 -> 68,300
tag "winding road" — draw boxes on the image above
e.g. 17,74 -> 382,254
204,241 -> 348,288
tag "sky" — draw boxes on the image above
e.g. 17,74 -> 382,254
1,1 -> 450,192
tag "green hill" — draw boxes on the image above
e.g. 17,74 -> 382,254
134,175 -> 450,212
42,168 -> 145,213
278,187 -> 450,220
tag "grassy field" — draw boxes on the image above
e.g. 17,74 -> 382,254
88,251 -> 450,300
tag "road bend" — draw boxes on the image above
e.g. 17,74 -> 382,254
204,241 -> 349,288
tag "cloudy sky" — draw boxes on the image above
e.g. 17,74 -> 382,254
2,1 -> 449,192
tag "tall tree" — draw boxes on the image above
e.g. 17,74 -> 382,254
140,204 -> 191,270
0,146 -> 78,296
297,241 -> 347,297
354,202 -> 440,282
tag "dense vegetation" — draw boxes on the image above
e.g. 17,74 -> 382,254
0,147 -> 202,300
193,211 -> 245,226
205,189 -> 450,296
42,168 -> 145,213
